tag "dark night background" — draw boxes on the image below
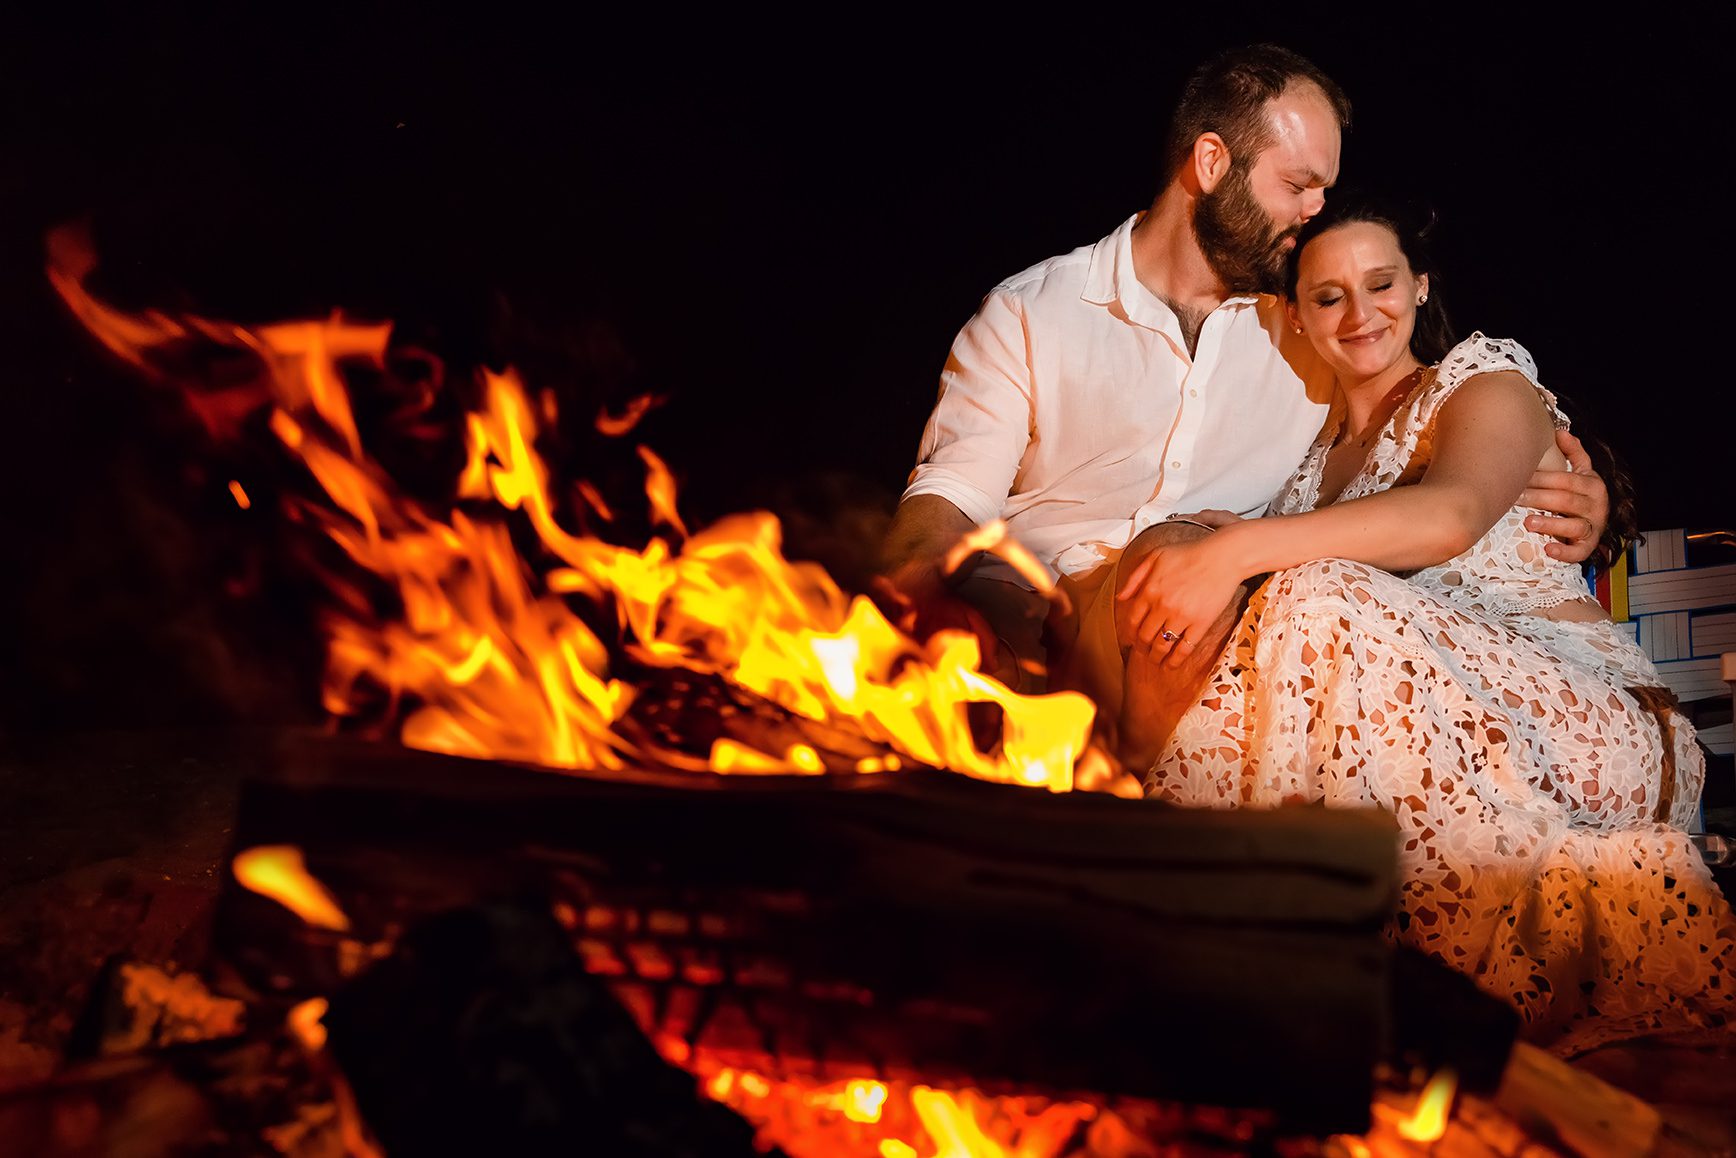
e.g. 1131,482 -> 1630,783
0,6 -> 1728,737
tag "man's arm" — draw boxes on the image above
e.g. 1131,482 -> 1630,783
873,494 -> 1012,675
878,287 -> 1038,672
879,493 -> 979,596
1522,428 -> 1611,565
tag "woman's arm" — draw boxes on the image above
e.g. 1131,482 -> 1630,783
1117,370 -> 1555,657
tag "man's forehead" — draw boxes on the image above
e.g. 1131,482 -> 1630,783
1259,90 -> 1341,172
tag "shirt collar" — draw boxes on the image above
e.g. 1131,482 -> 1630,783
1083,211 -> 1265,321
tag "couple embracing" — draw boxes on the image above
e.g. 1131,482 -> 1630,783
880,44 -> 1735,1055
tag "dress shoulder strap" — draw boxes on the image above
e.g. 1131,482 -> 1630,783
1417,332 -> 1567,430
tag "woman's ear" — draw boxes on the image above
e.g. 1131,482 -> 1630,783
1415,273 -> 1430,305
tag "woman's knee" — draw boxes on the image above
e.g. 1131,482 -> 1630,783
1260,558 -> 1379,614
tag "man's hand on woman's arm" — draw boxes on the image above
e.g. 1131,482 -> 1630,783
1520,429 -> 1611,565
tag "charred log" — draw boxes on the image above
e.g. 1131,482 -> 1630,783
322,896 -> 783,1158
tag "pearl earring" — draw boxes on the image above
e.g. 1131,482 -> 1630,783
1418,294 -> 1428,305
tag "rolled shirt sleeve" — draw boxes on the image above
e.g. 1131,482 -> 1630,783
901,289 -> 1033,527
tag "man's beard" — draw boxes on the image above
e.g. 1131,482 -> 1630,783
1194,163 -> 1296,295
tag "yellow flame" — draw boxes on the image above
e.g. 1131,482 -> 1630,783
1395,1069 -> 1456,1143
228,479 -> 252,509
637,444 -> 688,538
910,1087 -> 1008,1158
692,1063 -> 1112,1158
709,738 -> 827,775
232,845 -> 351,932
844,1080 -> 889,1124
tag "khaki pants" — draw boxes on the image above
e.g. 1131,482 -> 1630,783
1049,552 -> 1131,718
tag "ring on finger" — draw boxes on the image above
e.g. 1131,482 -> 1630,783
1158,628 -> 1179,643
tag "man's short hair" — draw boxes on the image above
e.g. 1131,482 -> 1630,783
1161,44 -> 1352,183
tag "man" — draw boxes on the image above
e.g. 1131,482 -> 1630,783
877,44 -> 1608,768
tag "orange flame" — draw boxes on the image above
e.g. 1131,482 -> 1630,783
49,235 -> 1124,795
575,479 -> 615,522
595,392 -> 662,436
231,845 -> 351,932
636,444 -> 687,538
286,997 -> 330,1052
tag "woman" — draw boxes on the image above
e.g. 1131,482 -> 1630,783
1121,191 -> 1735,1053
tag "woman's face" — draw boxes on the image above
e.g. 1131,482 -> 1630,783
1288,220 -> 1428,385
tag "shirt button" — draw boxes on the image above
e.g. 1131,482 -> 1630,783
1189,389 -> 1198,397
1170,460 -> 1182,469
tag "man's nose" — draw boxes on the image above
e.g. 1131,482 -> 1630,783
1301,187 -> 1326,221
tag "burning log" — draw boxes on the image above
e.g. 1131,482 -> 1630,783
320,897 -> 784,1158
209,730 -> 1430,1135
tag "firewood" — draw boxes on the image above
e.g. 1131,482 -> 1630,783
1491,1041 -> 1663,1158
205,731 -> 1432,1135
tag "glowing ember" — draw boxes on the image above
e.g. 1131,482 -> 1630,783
49,233 -> 1126,795
231,845 -> 351,932
689,1063 -> 1106,1158
286,997 -> 330,1052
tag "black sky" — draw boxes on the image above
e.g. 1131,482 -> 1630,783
0,6 -> 1728,731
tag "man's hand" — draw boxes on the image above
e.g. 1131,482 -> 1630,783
1519,429 -> 1610,565
869,566 -> 1014,684
876,494 -> 1021,682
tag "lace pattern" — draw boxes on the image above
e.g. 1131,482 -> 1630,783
1149,334 -> 1736,1054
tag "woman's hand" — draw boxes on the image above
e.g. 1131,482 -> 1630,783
1115,532 -> 1247,668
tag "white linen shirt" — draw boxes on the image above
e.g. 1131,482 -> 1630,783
902,212 -> 1334,582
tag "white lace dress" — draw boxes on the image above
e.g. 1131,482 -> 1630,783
1148,334 -> 1736,1055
